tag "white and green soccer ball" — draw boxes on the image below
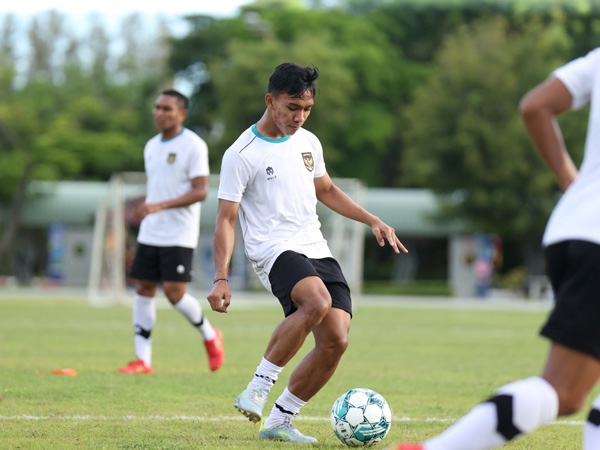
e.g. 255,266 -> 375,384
331,388 -> 392,447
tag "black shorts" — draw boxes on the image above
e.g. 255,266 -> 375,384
129,243 -> 194,283
540,240 -> 600,360
268,250 -> 352,318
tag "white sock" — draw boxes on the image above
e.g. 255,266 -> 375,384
247,357 -> 284,391
584,394 -> 600,449
263,387 -> 306,428
133,294 -> 156,366
174,292 -> 216,340
425,376 -> 558,450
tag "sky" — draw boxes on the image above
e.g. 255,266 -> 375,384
1,0 -> 254,18
0,0 -> 256,95
1,0 -> 257,45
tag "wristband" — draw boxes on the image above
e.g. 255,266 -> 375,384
213,278 -> 229,283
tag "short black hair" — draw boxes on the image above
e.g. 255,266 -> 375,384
159,89 -> 189,110
268,63 -> 319,98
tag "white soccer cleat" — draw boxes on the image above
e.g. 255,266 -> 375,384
259,418 -> 318,443
234,387 -> 269,423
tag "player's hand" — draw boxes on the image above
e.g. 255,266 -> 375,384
133,202 -> 163,219
371,218 -> 408,254
207,280 -> 231,313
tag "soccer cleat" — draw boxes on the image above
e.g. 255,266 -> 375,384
117,358 -> 153,374
386,444 -> 424,450
204,328 -> 225,371
258,418 -> 318,443
234,386 -> 269,422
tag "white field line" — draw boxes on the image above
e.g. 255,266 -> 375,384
0,415 -> 585,426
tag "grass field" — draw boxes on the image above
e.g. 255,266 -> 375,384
0,293 -> 595,449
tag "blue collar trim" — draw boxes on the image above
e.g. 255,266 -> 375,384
252,124 -> 290,143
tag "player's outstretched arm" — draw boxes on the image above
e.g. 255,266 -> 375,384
369,216 -> 408,254
520,77 -> 578,191
207,199 -> 239,313
315,174 -> 408,254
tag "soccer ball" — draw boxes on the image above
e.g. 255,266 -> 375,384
331,388 -> 392,447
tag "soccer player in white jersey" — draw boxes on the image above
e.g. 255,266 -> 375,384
206,63 -> 408,443
117,90 -> 224,374
390,48 -> 600,450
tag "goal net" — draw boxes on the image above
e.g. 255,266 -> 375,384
88,172 -> 366,306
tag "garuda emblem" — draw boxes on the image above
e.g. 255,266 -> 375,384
167,153 -> 176,164
302,152 -> 314,172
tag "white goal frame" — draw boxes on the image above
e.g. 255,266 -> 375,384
88,172 -> 146,306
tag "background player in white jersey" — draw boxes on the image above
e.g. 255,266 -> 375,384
207,63 -> 408,443
118,89 -> 224,374
390,48 -> 600,450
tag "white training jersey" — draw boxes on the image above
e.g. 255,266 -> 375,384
218,124 -> 332,290
543,48 -> 600,247
137,128 -> 209,248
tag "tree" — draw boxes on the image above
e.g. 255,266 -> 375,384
401,15 -> 583,247
0,10 -> 169,272
168,13 -> 261,141
171,5 -> 423,186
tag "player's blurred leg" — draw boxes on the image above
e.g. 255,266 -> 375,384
388,377 -> 558,450
428,377 -> 557,450
118,294 -> 155,373
204,328 -> 224,372
174,292 -> 224,371
584,394 -> 600,449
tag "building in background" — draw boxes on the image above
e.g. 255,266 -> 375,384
2,177 -> 533,300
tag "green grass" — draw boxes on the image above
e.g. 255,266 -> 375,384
0,295 -> 593,449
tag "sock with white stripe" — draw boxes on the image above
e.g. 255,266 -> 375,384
174,292 -> 216,341
133,294 -> 156,366
263,386 -> 306,428
424,376 -> 558,450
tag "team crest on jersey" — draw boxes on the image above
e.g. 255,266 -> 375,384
167,153 -> 176,164
302,152 -> 314,172
266,166 -> 277,180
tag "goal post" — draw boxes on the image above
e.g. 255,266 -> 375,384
319,178 -> 366,294
88,172 -> 366,306
88,172 -> 146,307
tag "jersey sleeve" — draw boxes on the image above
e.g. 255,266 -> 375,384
217,150 -> 251,203
188,136 -> 210,179
553,47 -> 600,110
313,136 -> 327,178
